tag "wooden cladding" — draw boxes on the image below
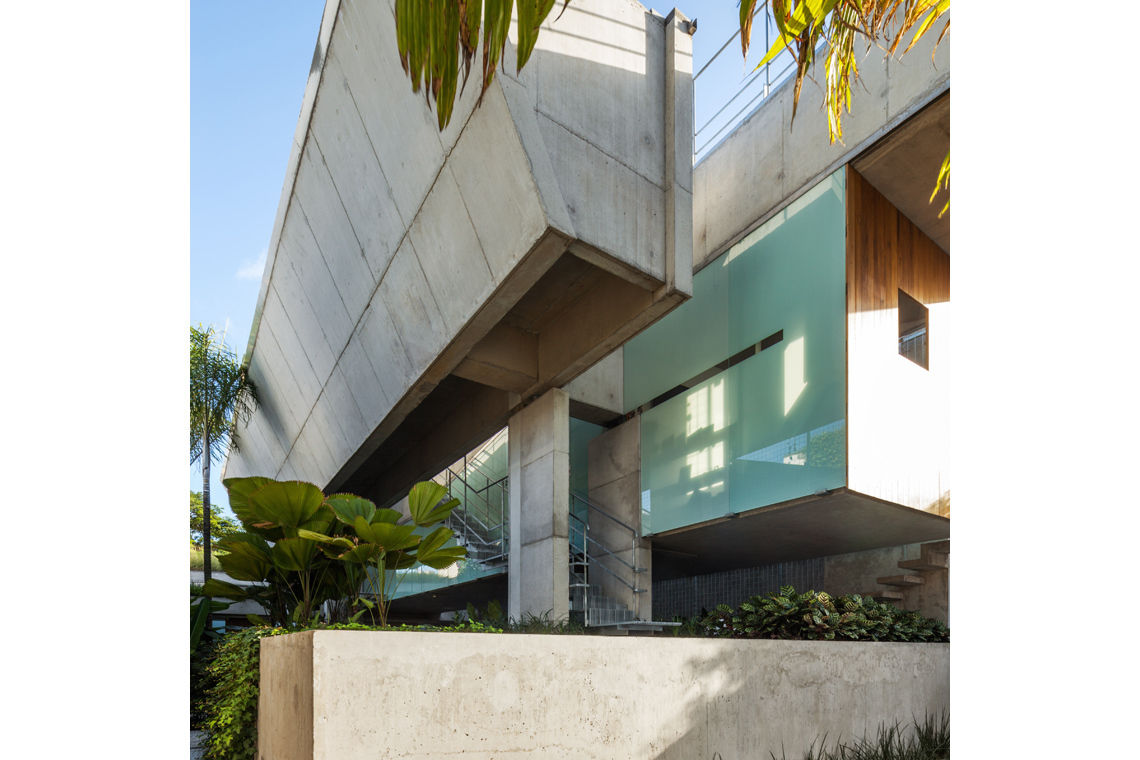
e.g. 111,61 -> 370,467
846,167 -> 949,315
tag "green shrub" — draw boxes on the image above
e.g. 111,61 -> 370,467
698,586 -> 949,642
200,621 -> 500,760
190,546 -> 225,572
204,478 -> 467,628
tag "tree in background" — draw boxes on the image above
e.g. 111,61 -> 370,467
391,1 -> 948,211
191,490 -> 240,548
190,325 -> 258,589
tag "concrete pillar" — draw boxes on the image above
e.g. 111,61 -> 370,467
587,416 -> 652,620
508,388 -> 570,621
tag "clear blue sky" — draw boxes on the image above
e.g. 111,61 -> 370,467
189,1 -> 780,519
191,0 -> 326,517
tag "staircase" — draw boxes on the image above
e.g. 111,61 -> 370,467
866,539 -> 949,603
432,431 -> 674,632
569,492 -> 674,633
441,429 -> 509,567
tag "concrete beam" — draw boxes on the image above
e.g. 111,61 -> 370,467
226,0 -> 695,503
452,324 -> 538,393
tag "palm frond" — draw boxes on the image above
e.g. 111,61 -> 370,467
190,324 -> 259,465
740,1 -> 949,146
395,0 -> 569,131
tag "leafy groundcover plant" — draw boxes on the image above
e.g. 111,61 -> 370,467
698,586 -> 949,642
200,621 -> 500,760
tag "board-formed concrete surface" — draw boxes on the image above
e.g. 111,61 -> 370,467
224,1 -> 694,501
259,630 -> 949,760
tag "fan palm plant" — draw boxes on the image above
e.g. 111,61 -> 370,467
190,324 -> 258,589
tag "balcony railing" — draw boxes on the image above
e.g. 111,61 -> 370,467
693,6 -> 815,163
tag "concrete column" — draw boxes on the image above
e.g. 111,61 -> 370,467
587,416 -> 652,620
508,388 -> 570,621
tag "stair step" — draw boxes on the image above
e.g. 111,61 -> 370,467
898,557 -> 948,571
877,574 -> 925,587
866,590 -> 904,602
922,540 -> 950,554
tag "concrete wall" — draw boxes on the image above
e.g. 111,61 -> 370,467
587,416 -> 651,619
693,20 -> 949,271
258,631 -> 312,760
823,543 -> 949,623
224,0 -> 694,496
260,630 -> 949,760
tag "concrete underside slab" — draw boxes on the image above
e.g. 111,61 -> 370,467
651,488 -> 950,579
853,92 -> 950,252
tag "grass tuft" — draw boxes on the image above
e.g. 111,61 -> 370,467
770,713 -> 949,760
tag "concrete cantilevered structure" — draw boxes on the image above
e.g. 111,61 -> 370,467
225,0 -> 951,627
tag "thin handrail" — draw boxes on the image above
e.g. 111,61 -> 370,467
568,512 -> 639,574
570,491 -> 638,536
693,5 -> 766,82
694,63 -> 768,139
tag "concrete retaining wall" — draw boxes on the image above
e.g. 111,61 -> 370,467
259,630 -> 948,759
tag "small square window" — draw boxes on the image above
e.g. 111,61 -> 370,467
898,289 -> 929,369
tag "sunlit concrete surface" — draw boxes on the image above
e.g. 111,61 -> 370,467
224,0 -> 694,507
259,630 -> 949,760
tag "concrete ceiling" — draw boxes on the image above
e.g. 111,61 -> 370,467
650,488 -> 950,579
852,92 -> 950,253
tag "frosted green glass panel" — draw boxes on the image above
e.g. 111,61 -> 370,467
622,248 -> 730,409
387,523 -> 505,600
388,556 -> 503,599
625,170 -> 846,412
637,170 -> 846,534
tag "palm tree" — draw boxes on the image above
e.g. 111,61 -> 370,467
190,324 -> 258,589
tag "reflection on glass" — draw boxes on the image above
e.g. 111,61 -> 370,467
637,169 -> 847,535
784,336 -> 806,415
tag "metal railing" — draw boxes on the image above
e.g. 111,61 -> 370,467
568,491 -> 646,626
444,469 -> 508,565
692,6 -> 817,163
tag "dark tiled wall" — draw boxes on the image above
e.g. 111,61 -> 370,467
652,557 -> 826,620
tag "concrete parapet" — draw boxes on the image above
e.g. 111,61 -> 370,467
693,16 -> 949,271
259,630 -> 949,759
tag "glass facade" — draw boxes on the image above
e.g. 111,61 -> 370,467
629,169 -> 847,534
390,430 -> 510,599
